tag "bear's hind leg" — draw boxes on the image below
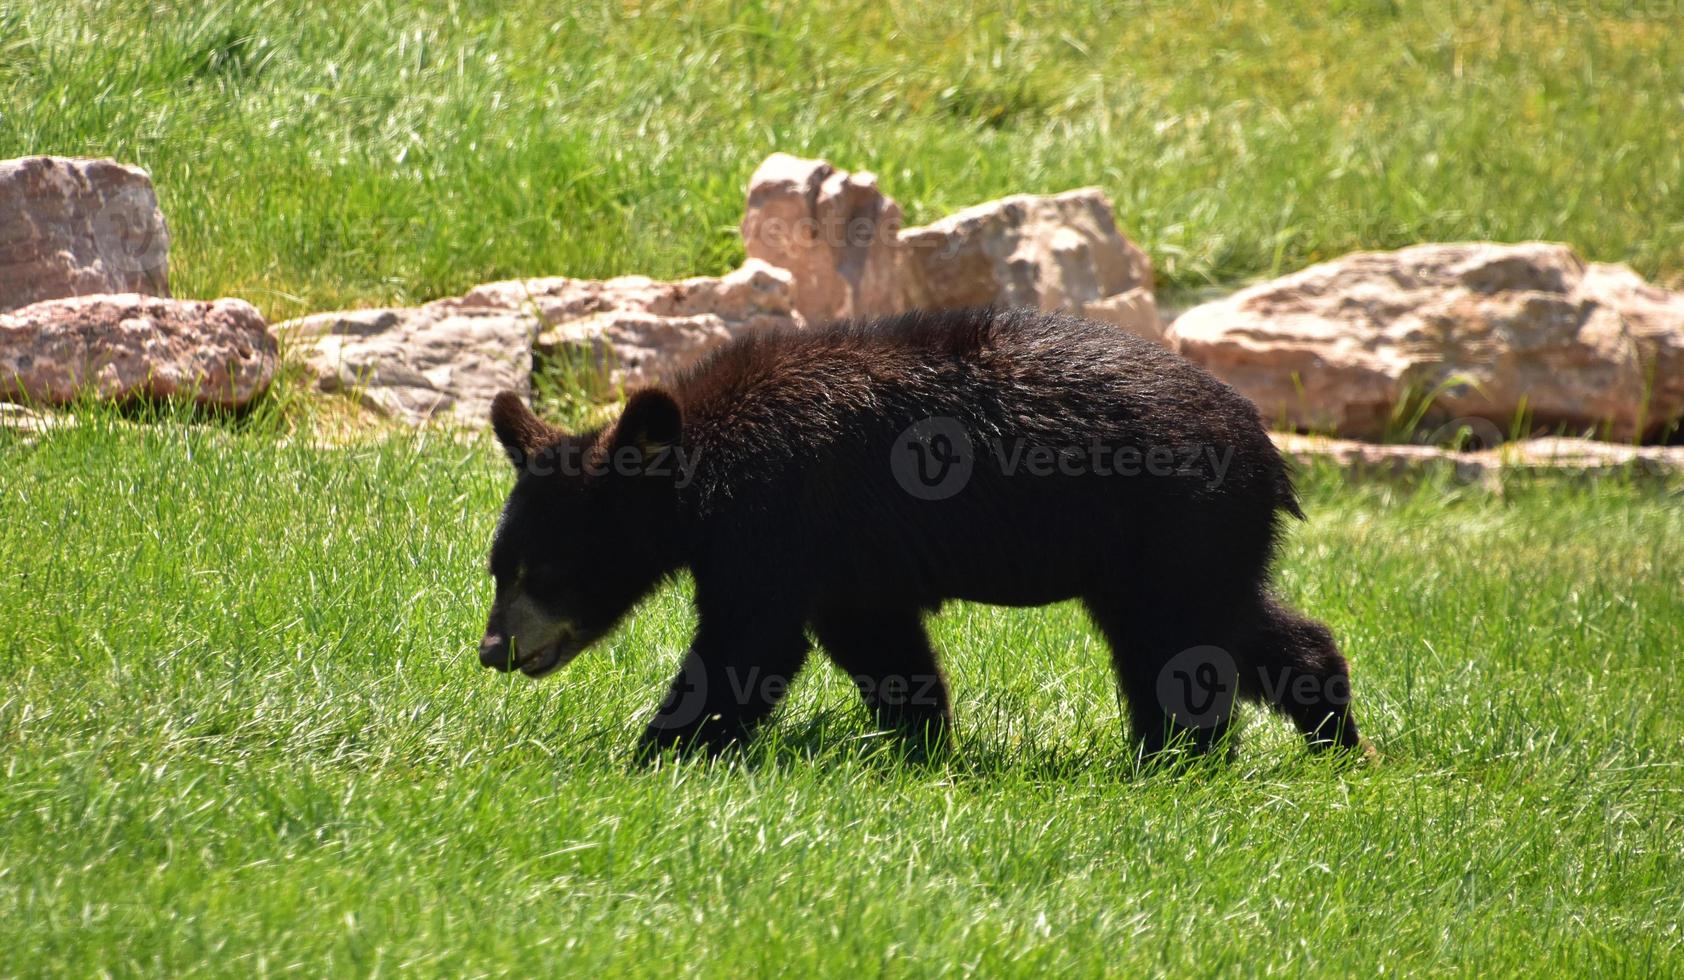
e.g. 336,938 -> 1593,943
1237,595 -> 1363,752
809,607 -> 952,746
1085,592 -> 1242,762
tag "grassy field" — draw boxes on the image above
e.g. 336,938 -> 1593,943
2,415 -> 1681,975
5,1 -> 1684,975
4,0 -> 1684,321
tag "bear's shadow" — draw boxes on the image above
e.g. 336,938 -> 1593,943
614,706 -> 1281,783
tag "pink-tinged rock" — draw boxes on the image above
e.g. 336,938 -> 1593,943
0,157 -> 171,312
898,189 -> 1155,334
741,153 -> 906,325
277,260 -> 803,424
0,294 -> 274,407
1171,242 -> 1684,441
740,154 -> 1163,338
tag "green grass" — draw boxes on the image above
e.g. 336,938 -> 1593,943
3,417 -> 1681,975
5,2 -> 1683,973
5,0 -> 1684,321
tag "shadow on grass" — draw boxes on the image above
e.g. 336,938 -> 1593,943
615,706 -> 1378,785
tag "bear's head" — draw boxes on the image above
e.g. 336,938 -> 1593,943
478,388 -> 686,678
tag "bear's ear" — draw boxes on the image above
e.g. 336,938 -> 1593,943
489,390 -> 558,469
613,387 -> 683,456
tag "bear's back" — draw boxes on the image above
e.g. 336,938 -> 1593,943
667,307 -> 1269,495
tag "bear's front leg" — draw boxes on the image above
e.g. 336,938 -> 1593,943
638,616 -> 809,758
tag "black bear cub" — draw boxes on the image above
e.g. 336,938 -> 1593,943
479,307 -> 1364,760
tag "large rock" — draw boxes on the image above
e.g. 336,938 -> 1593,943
278,260 -> 802,424
741,154 -> 906,325
0,294 -> 274,407
278,305 -> 540,425
470,258 -> 803,388
740,154 -> 1162,339
1170,242 -> 1684,441
0,157 -> 171,312
899,188 -> 1160,341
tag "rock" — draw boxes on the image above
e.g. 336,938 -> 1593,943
740,155 -> 1163,338
741,153 -> 906,325
473,259 -> 803,388
898,189 -> 1155,333
278,260 -> 802,424
0,156 -> 171,313
0,402 -> 71,438
1579,261 -> 1684,438
1081,286 -> 1164,345
0,294 -> 274,408
278,306 -> 539,426
1273,432 -> 1684,483
1171,242 -> 1684,441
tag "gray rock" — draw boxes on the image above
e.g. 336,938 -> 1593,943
277,260 -> 803,424
518,260 -> 804,387
278,306 -> 539,426
1273,432 -> 1684,483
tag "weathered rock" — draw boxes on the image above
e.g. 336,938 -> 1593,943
278,260 -> 802,424
898,188 -> 1155,333
1171,242 -> 1684,441
0,156 -> 171,312
1080,286 -> 1164,345
0,294 -> 273,407
278,306 -> 539,425
740,155 -> 1163,339
741,153 -> 906,325
472,259 -> 803,387
0,402 -> 71,438
1273,432 -> 1684,483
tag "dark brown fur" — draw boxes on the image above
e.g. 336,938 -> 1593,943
480,307 -> 1361,760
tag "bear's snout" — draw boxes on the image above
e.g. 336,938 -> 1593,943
479,632 -> 513,670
